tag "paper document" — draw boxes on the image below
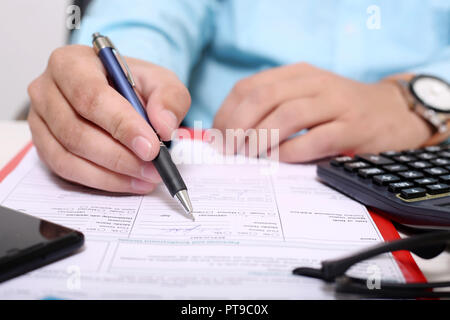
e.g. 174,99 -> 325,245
0,139 -> 405,299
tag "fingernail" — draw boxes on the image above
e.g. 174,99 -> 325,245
132,136 -> 153,161
131,179 -> 155,193
141,163 -> 162,183
159,110 -> 178,134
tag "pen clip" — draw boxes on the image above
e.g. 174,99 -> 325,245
110,41 -> 136,87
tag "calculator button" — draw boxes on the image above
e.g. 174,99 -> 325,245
355,154 -> 393,166
394,155 -> 417,163
330,156 -> 354,167
380,151 -> 401,158
424,146 -> 442,153
388,181 -> 414,192
414,178 -> 438,186
403,149 -> 423,155
344,161 -> 369,172
439,174 -> 450,182
430,158 -> 450,166
398,171 -> 424,180
425,183 -> 450,195
417,153 -> 437,160
408,161 -> 432,169
382,164 -> 409,173
358,168 -> 385,178
400,187 -> 426,199
437,151 -> 450,158
423,167 -> 449,176
373,174 -> 400,186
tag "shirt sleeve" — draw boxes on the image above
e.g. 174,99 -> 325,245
409,46 -> 450,83
407,7 -> 450,83
71,0 -> 218,85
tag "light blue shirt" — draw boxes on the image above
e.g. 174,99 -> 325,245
73,0 -> 450,128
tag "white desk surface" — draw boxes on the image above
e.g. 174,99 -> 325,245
0,120 -> 448,283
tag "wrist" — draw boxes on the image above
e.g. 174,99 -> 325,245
381,73 -> 415,110
381,75 -> 441,146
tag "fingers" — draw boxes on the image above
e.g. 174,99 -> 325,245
29,72 -> 162,184
248,97 -> 337,156
48,45 -> 160,161
213,63 -> 321,131
28,108 -> 157,194
276,122 -> 347,163
218,77 -> 323,134
129,58 -> 191,141
145,83 -> 191,141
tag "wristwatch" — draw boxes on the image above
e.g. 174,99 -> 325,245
396,75 -> 450,146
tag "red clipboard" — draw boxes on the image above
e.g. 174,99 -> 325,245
0,137 -> 427,284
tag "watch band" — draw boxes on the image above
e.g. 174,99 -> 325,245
395,79 -> 415,111
421,119 -> 450,146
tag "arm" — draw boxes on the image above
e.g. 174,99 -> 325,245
212,12 -> 450,161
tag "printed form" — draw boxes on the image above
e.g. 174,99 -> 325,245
0,140 -> 405,299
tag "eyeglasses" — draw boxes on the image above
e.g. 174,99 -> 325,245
292,230 -> 450,298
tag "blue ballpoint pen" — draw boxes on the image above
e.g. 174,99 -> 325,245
92,32 -> 194,220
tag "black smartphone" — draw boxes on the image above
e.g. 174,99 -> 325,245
0,205 -> 84,283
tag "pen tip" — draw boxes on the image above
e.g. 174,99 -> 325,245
175,189 -> 194,220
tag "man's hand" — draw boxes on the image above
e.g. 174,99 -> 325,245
213,63 -> 433,162
28,45 -> 191,193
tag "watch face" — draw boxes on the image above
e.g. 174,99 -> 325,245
411,76 -> 450,112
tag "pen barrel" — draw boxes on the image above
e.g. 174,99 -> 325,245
98,47 -> 151,123
96,45 -> 188,198
153,144 -> 187,197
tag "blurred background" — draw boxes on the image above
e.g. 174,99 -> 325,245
0,1 -> 71,120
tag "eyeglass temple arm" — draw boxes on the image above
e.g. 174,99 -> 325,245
293,231 -> 450,282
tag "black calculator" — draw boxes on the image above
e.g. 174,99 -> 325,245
317,145 -> 450,229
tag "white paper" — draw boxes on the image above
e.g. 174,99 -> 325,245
0,139 -> 405,299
